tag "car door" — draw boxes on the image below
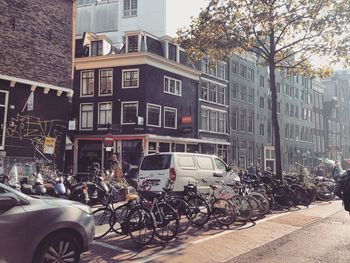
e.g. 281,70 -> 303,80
174,154 -> 198,191
0,186 -> 28,263
195,155 -> 215,193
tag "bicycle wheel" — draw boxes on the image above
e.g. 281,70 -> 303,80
187,195 -> 211,227
231,195 -> 253,222
110,203 -> 129,235
169,199 -> 192,233
127,206 -> 155,246
92,207 -> 114,239
291,184 -> 311,207
212,198 -> 236,226
316,183 -> 335,201
274,185 -> 295,209
245,195 -> 262,221
250,192 -> 270,216
154,203 -> 179,242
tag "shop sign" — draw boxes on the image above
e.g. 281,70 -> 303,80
181,116 -> 192,124
43,137 -> 56,154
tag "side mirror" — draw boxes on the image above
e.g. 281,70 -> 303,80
0,193 -> 20,208
226,166 -> 232,172
213,172 -> 223,178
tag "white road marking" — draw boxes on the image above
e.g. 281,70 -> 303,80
93,240 -> 139,256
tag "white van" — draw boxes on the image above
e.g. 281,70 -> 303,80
138,152 -> 239,192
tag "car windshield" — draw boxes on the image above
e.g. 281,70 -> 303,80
0,183 -> 30,201
140,154 -> 172,170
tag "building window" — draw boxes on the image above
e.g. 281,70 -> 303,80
231,107 -> 238,131
201,82 -> 209,100
277,82 -> 281,93
0,91 -> 8,149
81,70 -> 94,96
80,103 -> 93,130
217,62 -> 227,80
98,102 -> 112,127
217,86 -> 225,105
168,43 -> 177,62
164,76 -> 182,96
268,99 -> 272,110
209,61 -> 217,77
240,65 -> 247,78
99,69 -> 113,95
231,61 -> 238,75
260,76 -> 265,88
127,35 -> 138,52
259,97 -> 264,109
232,82 -> 238,99
259,123 -> 265,136
209,111 -> 218,132
218,112 -> 226,133
248,111 -> 254,133
240,85 -> 247,102
247,68 -> 254,81
209,84 -> 217,102
122,69 -> 139,88
201,58 -> 209,74
248,88 -> 254,104
121,101 -> 138,124
147,104 -> 161,127
123,0 -> 137,17
201,108 -> 209,130
91,40 -> 103,56
239,109 -> 246,132
164,107 -> 177,129
285,124 -> 289,139
277,102 -> 281,113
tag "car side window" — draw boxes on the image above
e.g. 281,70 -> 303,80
214,158 -> 227,171
196,156 -> 214,170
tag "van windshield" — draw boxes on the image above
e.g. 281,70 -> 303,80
140,154 -> 172,170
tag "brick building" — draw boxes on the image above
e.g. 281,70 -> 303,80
0,0 -> 75,173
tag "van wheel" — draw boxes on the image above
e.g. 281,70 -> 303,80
33,233 -> 81,263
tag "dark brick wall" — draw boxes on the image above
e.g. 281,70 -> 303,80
0,0 -> 74,89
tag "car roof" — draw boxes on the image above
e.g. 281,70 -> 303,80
144,152 -> 218,158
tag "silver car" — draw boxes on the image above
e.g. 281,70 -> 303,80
0,183 -> 95,263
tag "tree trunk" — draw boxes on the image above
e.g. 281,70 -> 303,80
268,61 -> 283,180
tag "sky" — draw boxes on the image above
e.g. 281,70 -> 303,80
166,0 -> 208,37
165,0 -> 347,70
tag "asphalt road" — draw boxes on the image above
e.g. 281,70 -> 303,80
82,200 -> 348,263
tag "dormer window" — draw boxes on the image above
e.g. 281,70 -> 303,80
124,0 -> 137,17
168,43 -> 177,62
127,35 -> 138,53
91,40 -> 103,56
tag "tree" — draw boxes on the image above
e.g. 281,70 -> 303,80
177,0 -> 350,179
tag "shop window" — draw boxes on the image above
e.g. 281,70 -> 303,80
122,140 -> 142,166
77,141 -> 102,173
159,142 -> 170,152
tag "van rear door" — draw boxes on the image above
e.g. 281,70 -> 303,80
138,154 -> 172,192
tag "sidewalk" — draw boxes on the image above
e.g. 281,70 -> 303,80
144,200 -> 344,263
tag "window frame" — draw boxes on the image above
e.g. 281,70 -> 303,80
99,68 -> 113,96
122,68 -> 139,89
121,101 -> 138,125
164,76 -> 182,96
164,106 -> 177,129
147,103 -> 161,127
123,0 -> 137,17
80,70 -> 94,97
0,90 -> 9,150
91,40 -> 103,56
79,103 -> 94,131
97,101 -> 112,129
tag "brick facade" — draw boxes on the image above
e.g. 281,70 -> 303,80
0,0 -> 74,89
